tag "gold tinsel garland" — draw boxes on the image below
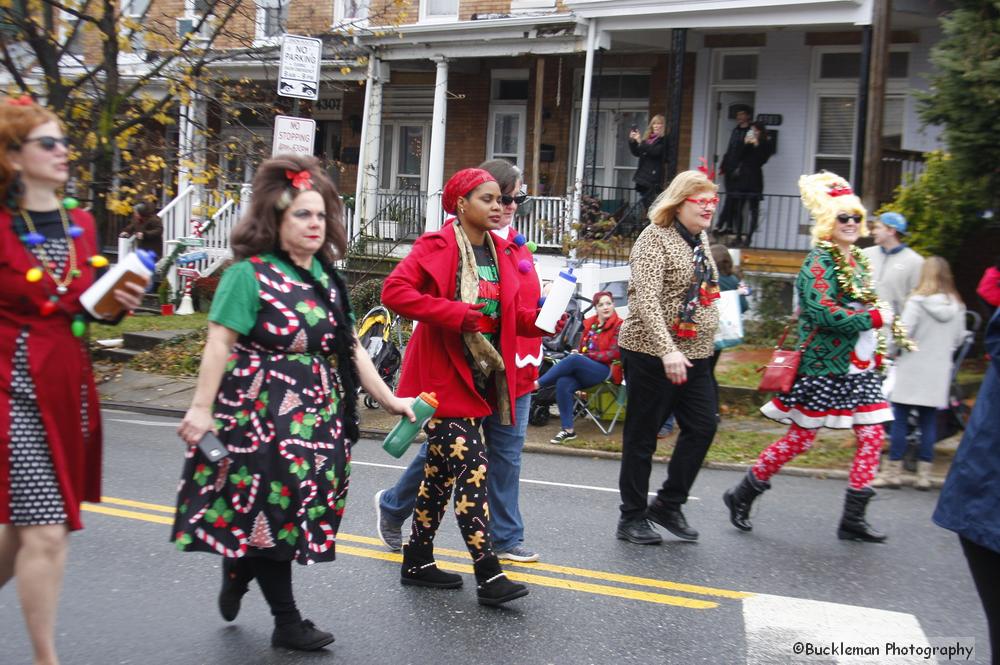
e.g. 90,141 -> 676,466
815,241 -> 917,365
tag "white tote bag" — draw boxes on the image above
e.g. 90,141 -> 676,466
713,290 -> 744,350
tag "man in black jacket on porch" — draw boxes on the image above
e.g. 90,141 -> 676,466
718,107 -> 773,246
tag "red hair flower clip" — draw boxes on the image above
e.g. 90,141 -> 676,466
828,184 -> 853,197
285,169 -> 313,191
697,157 -> 716,182
7,94 -> 34,107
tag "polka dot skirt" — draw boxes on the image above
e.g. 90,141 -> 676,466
760,370 -> 892,430
7,328 -> 68,526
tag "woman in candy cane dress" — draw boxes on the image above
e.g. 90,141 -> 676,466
172,156 -> 413,652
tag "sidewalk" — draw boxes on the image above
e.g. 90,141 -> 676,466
95,363 -> 960,488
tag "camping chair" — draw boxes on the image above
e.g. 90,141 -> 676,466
572,377 -> 626,435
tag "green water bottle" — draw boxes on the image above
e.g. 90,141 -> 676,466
382,392 -> 439,458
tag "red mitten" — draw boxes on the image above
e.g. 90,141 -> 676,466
461,302 -> 487,332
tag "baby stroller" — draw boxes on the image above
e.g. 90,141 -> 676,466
899,309 -> 982,471
356,305 -> 404,409
528,295 -> 592,427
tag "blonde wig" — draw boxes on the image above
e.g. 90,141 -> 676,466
798,171 -> 868,244
648,170 -> 718,228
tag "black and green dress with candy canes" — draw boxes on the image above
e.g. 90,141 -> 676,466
171,253 -> 358,565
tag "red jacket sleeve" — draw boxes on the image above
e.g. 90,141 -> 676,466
381,236 -> 469,332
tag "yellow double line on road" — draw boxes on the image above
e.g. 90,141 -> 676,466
85,496 -> 752,610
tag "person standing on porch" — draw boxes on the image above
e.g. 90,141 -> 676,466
717,110 -> 773,245
380,168 -> 558,605
374,159 -> 545,563
616,170 -> 721,546
722,171 -> 910,543
627,115 -> 666,210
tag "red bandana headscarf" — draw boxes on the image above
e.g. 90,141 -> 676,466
442,168 -> 496,214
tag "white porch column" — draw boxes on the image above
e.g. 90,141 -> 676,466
425,57 -> 449,232
571,19 -> 598,257
177,90 -> 207,211
358,56 -> 385,230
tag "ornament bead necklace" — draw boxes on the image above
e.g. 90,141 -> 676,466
20,206 -> 79,294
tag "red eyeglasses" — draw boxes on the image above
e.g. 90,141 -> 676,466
686,196 -> 719,209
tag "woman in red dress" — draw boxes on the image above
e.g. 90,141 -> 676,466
0,96 -> 146,665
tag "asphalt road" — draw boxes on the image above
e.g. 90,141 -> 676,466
0,410 -> 989,665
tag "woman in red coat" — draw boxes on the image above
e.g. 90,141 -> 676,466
0,96 -> 146,664
536,291 -> 623,443
381,168 -> 555,606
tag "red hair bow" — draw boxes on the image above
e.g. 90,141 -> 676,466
697,157 -> 716,182
285,169 -> 313,191
828,184 -> 853,197
7,94 -> 34,107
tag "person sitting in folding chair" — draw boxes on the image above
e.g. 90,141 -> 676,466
536,291 -> 623,443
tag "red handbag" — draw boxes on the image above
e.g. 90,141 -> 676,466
756,324 -> 817,393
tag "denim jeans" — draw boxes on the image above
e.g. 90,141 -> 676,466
378,393 -> 532,551
889,402 -> 937,462
537,354 -> 611,430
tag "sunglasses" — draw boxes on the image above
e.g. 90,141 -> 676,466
500,193 -> 529,206
836,213 -> 863,224
686,196 -> 719,209
22,136 -> 71,151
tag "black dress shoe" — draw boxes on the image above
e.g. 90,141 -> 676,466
647,503 -> 699,541
271,619 -> 335,651
615,518 -> 663,545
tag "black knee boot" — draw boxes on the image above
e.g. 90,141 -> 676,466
837,487 -> 887,543
219,557 -> 255,621
474,555 -> 528,607
400,542 -> 463,589
723,470 -> 770,532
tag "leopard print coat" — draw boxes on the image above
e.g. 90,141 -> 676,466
618,222 -> 719,360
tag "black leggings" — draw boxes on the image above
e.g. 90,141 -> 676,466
245,557 -> 300,626
407,417 -> 494,562
960,537 -> 1000,665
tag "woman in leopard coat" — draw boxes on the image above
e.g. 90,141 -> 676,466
615,170 -> 720,546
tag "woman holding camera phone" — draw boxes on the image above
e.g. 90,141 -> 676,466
173,156 -> 413,652
627,115 -> 666,211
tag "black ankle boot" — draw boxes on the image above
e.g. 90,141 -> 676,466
723,470 -> 770,532
271,619 -> 335,651
401,542 -> 463,589
837,487 -> 887,543
219,557 -> 254,622
646,499 -> 698,541
474,555 -> 528,606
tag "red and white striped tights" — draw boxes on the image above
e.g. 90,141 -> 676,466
751,423 -> 884,490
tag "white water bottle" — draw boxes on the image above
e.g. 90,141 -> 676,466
535,268 -> 576,333
80,249 -> 156,319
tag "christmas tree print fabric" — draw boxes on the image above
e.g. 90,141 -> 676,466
171,256 -> 351,564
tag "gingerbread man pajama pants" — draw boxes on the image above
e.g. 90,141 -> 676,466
408,417 -> 494,562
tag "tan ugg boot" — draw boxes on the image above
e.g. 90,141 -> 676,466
872,459 -> 902,489
915,461 -> 933,491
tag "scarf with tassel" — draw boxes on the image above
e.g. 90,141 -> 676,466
672,220 -> 720,339
452,220 -> 512,425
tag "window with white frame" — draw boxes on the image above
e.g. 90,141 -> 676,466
61,10 -> 85,56
419,0 -> 458,22
256,0 -> 288,39
334,0 -> 368,24
810,47 -> 910,177
487,70 -> 528,166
